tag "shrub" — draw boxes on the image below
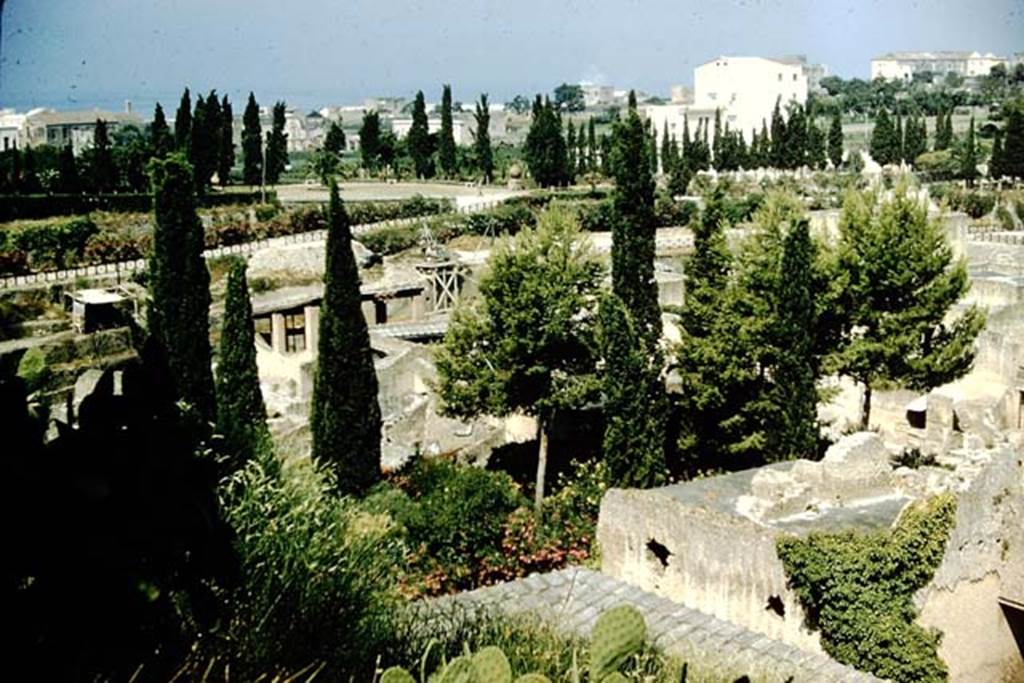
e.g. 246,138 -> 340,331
996,204 -> 1016,231
216,458 -> 403,681
654,195 -> 699,227
360,223 -> 422,255
915,150 -> 958,181
17,346 -> 51,393
11,216 -> 99,269
777,494 -> 957,682
0,191 -> 269,221
960,192 -> 996,219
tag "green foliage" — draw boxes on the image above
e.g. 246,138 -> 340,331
310,180 -> 382,495
382,667 -> 418,683
409,91 -> 435,178
265,101 -> 289,184
471,646 -> 513,683
439,84 -> 458,177
217,457 -> 402,680
1003,102 -> 1024,180
958,116 -> 978,185
777,494 -> 958,682
360,109 -> 384,172
148,154 -> 216,424
524,97 -> 569,187
869,108 -> 899,165
218,95 -> 235,186
216,259 -> 272,471
16,346 -> 51,393
832,188 -> 986,427
828,110 -> 844,168
242,92 -> 263,186
174,87 -> 193,152
324,120 -> 347,156
914,149 -> 959,180
589,605 -> 647,681
474,94 -> 495,183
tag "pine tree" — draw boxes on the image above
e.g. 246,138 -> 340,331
869,108 -> 897,166
218,95 -> 234,186
598,292 -> 666,488
959,116 -> 978,186
773,218 -> 819,458
324,120 -> 346,156
408,91 -> 434,178
151,103 -> 172,158
834,189 -> 985,428
57,143 -> 80,193
989,128 -> 1005,180
438,84 -> 457,177
91,119 -> 117,192
216,259 -> 271,469
310,180 -> 382,495
241,92 -> 263,187
359,110 -> 382,173
174,88 -> 192,153
148,154 -> 216,425
610,90 -> 661,349
1001,105 -> 1024,180
473,94 -> 494,183
828,110 -> 844,168
265,101 -> 288,184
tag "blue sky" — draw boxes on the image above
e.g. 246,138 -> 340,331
1,0 -> 1022,114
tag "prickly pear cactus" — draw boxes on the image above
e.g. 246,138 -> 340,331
512,675 -> 552,683
600,673 -> 629,683
470,646 -> 512,683
588,604 -> 646,681
380,666 -> 416,683
439,655 -> 474,683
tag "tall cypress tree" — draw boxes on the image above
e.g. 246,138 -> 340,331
895,114 -> 904,164
57,143 -> 80,193
598,292 -> 666,488
904,114 -> 927,166
959,116 -> 978,186
577,124 -> 588,177
828,110 -> 843,168
324,120 -> 346,156
773,218 -> 819,458
265,101 -> 288,185
359,110 -> 382,172
660,122 -> 672,176
587,118 -> 597,173
174,88 -> 192,152
1001,105 -> 1023,180
218,95 -> 234,186
784,103 -> 807,169
188,94 -> 212,190
438,84 -> 457,177
989,128 -> 1004,180
473,94 -> 493,183
565,119 -> 577,180
408,91 -> 434,178
216,259 -> 271,470
151,103 -> 172,158
934,109 -> 953,151
869,108 -> 897,166
712,108 -> 724,170
241,92 -> 263,187
770,97 -> 787,168
204,91 -> 222,185
310,180 -> 382,495
524,97 -> 568,187
91,119 -> 117,192
148,155 -> 216,425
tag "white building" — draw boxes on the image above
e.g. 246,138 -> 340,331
580,82 -> 615,109
0,109 -> 26,151
390,111 -> 507,146
23,108 -> 143,154
645,55 -> 808,162
870,51 -> 1008,81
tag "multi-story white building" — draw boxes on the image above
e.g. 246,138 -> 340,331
871,51 -> 1008,81
645,55 -> 808,166
0,109 -> 27,151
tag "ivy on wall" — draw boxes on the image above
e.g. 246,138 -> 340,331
777,493 -> 958,683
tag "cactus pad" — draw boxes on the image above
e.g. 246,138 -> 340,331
439,655 -> 474,683
380,666 -> 416,683
588,604 -> 646,681
512,675 -> 552,683
470,646 -> 512,683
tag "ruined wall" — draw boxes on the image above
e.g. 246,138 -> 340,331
598,485 -> 823,653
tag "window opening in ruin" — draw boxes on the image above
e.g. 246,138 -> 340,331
765,594 -> 786,618
646,539 -> 672,568
284,313 -> 306,353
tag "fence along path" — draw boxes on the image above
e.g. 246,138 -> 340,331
0,198 -> 505,291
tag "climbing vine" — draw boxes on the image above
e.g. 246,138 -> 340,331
777,493 -> 957,683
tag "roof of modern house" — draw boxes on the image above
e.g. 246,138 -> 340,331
872,51 -> 999,62
25,109 -> 143,128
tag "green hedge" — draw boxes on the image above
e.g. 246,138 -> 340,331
0,190 -> 273,221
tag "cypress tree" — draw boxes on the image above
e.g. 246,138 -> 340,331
770,97 -> 787,168
807,122 -> 827,170
20,147 -> 42,194
587,118 -> 597,173
577,124 -> 588,177
218,95 -> 234,186
359,110 -> 382,172
566,119 -> 577,180
473,93 -> 493,183
241,92 -> 263,187
661,123 -> 672,176
610,90 -> 661,349
828,110 -> 843,168
408,91 -> 434,178
598,292 -> 666,488
148,155 -> 216,424
904,115 -> 927,166
712,108 -> 724,170
216,259 -> 272,470
438,84 -> 457,177
57,143 -> 80,194
188,94 -> 212,190
324,120 -> 346,156
265,101 -> 288,185
174,88 -> 192,152
91,119 -> 117,192
934,109 -> 953,151
773,218 -> 819,458
784,103 -> 807,169
648,120 -> 658,177
869,108 -> 897,166
959,116 -> 978,186
310,180 -> 382,495
895,114 -> 904,164
1002,105 -> 1024,180
989,129 -> 1004,180
524,97 -> 568,187
599,133 -> 612,176
151,103 -> 172,158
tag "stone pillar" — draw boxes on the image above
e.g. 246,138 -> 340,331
410,292 -> 423,321
304,305 -> 319,352
374,299 -> 388,325
271,313 -> 286,353
361,300 -> 376,326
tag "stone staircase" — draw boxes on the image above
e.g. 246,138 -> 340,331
434,567 -> 882,683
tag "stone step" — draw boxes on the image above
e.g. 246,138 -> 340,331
440,567 -> 883,683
